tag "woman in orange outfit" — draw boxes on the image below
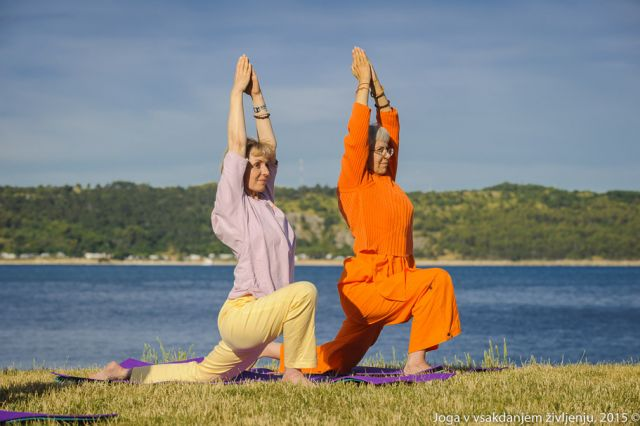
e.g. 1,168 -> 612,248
264,47 -> 461,375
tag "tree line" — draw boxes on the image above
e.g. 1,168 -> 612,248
1,182 -> 638,260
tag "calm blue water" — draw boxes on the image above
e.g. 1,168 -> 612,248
1,265 -> 639,368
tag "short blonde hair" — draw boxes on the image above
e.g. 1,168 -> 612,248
245,137 -> 275,161
220,138 -> 276,173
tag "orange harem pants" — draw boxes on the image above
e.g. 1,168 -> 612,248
279,253 -> 461,374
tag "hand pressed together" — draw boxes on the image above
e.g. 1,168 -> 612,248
351,46 -> 371,84
232,54 -> 252,94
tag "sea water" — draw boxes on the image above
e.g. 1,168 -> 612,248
0,265 -> 638,368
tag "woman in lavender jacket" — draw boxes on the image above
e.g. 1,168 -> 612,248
90,55 -> 317,385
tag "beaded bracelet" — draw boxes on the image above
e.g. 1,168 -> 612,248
370,82 -> 385,98
253,104 -> 268,114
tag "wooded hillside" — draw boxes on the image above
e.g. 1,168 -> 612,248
1,182 -> 638,260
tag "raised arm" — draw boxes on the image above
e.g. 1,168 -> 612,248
370,64 -> 400,180
248,68 -> 277,154
213,55 -> 253,251
338,47 -> 373,189
245,65 -> 278,199
352,47 -> 371,108
370,65 -> 392,113
227,55 -> 252,156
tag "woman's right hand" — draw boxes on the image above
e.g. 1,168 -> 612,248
370,63 -> 385,96
232,54 -> 252,94
351,46 -> 371,84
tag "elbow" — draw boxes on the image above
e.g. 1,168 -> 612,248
210,210 -> 217,233
258,137 -> 277,150
211,208 -> 224,235
227,138 -> 245,155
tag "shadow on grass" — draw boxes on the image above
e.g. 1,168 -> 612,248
0,381 -> 61,405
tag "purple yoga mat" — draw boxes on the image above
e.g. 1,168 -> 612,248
119,357 -> 204,369
52,358 -> 456,385
0,409 -> 116,423
51,358 -> 207,383
328,372 -> 455,384
349,365 -> 444,376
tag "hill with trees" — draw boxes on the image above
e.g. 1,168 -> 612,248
1,182 -> 638,260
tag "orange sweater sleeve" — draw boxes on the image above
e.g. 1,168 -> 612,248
377,107 -> 400,180
338,103 -> 372,189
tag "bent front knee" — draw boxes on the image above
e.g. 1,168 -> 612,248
290,281 -> 317,302
435,268 -> 456,292
432,268 -> 452,282
426,268 -> 454,290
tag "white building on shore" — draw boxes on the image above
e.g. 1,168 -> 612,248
84,252 -> 111,260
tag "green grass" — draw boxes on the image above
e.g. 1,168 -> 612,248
2,343 -> 639,425
2,363 -> 639,425
140,338 -> 196,365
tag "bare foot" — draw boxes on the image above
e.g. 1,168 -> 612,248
404,350 -> 433,375
259,342 -> 281,359
282,368 -> 314,386
403,361 -> 433,375
89,361 -> 131,381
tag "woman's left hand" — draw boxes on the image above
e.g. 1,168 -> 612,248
248,68 -> 262,97
370,63 -> 385,96
370,64 -> 380,86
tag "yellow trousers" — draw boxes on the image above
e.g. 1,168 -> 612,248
130,281 -> 317,383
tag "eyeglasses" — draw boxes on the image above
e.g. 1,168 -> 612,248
370,147 -> 395,157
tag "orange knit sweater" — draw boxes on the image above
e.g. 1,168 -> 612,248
337,103 -> 413,257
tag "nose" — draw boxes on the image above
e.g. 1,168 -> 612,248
261,164 -> 270,176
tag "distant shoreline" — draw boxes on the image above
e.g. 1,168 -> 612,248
2,258 -> 640,267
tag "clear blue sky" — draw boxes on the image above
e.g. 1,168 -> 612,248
1,0 -> 639,191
